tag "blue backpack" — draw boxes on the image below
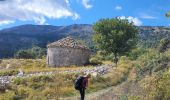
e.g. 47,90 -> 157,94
74,76 -> 84,90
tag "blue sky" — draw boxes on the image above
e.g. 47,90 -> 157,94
0,0 -> 170,29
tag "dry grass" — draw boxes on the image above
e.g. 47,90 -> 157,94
0,58 -> 93,74
0,56 -> 135,99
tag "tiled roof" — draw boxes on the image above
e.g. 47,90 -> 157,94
47,37 -> 89,50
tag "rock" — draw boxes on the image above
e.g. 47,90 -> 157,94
6,64 -> 12,69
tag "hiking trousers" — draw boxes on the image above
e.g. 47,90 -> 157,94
79,88 -> 85,100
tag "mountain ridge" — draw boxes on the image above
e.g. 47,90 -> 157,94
0,24 -> 170,58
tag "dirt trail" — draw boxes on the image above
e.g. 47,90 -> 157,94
59,80 -> 146,100
59,87 -> 114,100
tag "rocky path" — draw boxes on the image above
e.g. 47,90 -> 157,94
0,64 -> 113,87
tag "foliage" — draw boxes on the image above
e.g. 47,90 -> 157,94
159,38 -> 170,52
0,70 -> 19,76
128,47 -> 147,60
89,51 -> 104,65
89,57 -> 102,65
15,50 -> 34,59
93,18 -> 138,66
15,46 -> 46,59
0,91 -> 17,100
142,71 -> 170,100
153,72 -> 170,99
134,49 -> 169,80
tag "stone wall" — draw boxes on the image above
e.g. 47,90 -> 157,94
47,47 -> 90,67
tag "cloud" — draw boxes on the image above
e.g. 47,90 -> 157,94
0,20 -> 14,26
119,16 -> 142,26
139,13 -> 156,19
82,0 -> 93,9
115,6 -> 122,10
0,0 -> 79,25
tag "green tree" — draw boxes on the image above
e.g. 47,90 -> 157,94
15,50 -> 34,59
93,18 -> 138,67
15,46 -> 46,59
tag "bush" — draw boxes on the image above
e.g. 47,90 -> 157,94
17,86 -> 32,98
128,47 -> 147,60
15,46 -> 46,59
134,49 -> 169,80
0,91 -> 17,100
29,75 -> 54,83
0,70 -> 19,76
153,72 -> 170,99
13,77 -> 27,85
89,57 -> 102,65
159,38 -> 170,52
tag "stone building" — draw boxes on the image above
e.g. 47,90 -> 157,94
47,37 -> 90,67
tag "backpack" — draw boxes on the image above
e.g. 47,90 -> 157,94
74,76 -> 84,90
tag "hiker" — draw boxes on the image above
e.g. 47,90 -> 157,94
74,74 -> 91,100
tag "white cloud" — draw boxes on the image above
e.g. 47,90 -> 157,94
0,20 -> 14,26
0,0 -> 79,25
82,0 -> 93,9
72,13 -> 80,20
119,16 -> 142,26
139,13 -> 156,19
115,6 -> 122,10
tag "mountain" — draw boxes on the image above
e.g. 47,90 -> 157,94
0,24 -> 93,58
138,26 -> 170,48
0,24 -> 170,58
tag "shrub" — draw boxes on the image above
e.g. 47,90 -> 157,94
89,57 -> 102,65
15,46 -> 46,59
0,70 -> 19,76
0,91 -> 17,100
28,83 -> 44,90
13,77 -> 27,85
89,51 -> 105,65
42,88 -> 56,96
152,72 -> 170,99
159,38 -> 170,52
134,49 -> 169,80
128,47 -> 147,60
17,86 -> 32,98
29,75 -> 54,83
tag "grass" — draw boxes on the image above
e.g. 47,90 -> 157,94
1,49 -> 169,99
0,57 -> 133,99
0,58 -> 93,75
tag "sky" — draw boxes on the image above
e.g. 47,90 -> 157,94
0,0 -> 170,29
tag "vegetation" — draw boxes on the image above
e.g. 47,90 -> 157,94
15,46 -> 46,59
0,59 -> 132,99
0,18 -> 170,99
93,18 -> 138,66
0,49 -> 170,99
159,38 -> 170,52
0,25 -> 169,58
0,70 -> 19,76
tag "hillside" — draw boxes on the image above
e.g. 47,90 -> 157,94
0,24 -> 93,58
0,24 -> 170,58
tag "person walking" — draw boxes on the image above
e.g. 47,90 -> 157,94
74,74 -> 91,100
